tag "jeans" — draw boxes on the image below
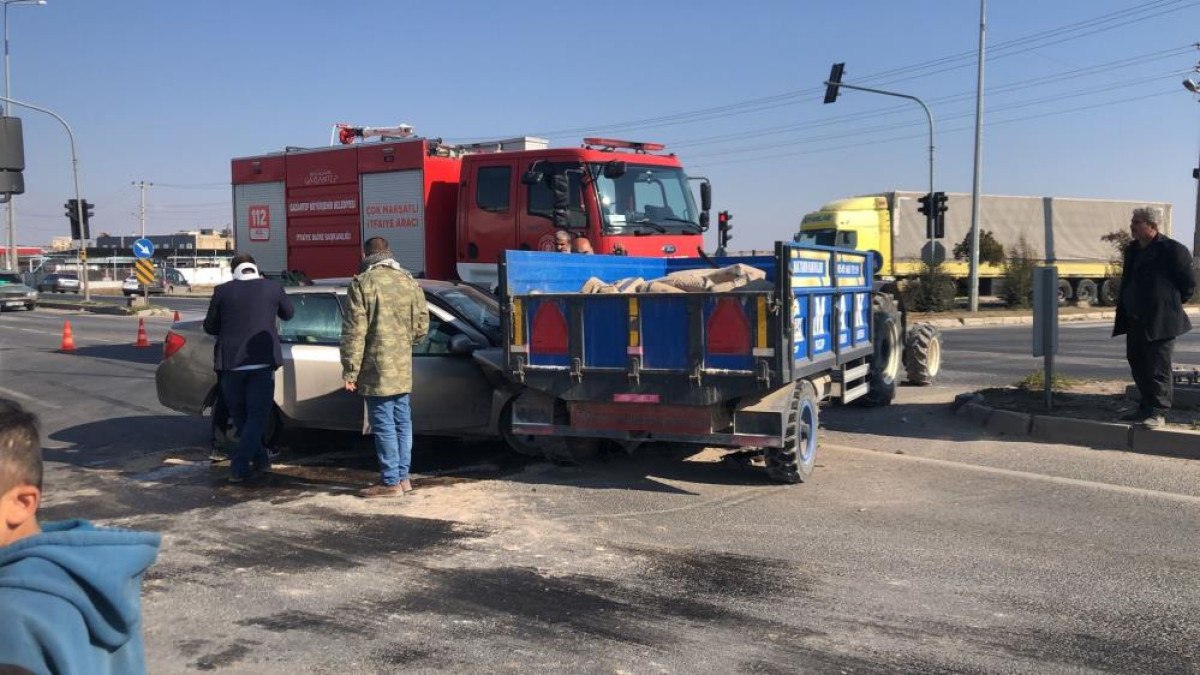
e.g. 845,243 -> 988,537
366,394 -> 412,487
1126,331 -> 1175,416
220,368 -> 275,479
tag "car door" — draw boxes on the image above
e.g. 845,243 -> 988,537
409,302 -> 494,435
276,292 -> 361,431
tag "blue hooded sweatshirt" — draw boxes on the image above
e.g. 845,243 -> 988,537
0,520 -> 161,675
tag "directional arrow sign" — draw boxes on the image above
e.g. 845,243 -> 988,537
132,238 -> 155,259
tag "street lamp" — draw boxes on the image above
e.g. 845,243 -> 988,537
1184,76 -> 1200,280
2,0 -> 46,271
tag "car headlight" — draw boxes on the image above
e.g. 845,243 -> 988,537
26,291 -> 36,298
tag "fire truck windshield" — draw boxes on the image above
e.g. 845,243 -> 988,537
591,164 -> 700,235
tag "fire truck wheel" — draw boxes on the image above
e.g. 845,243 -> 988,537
905,323 -> 943,386
766,380 -> 819,484
860,294 -> 901,407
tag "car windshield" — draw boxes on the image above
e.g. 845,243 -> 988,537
592,163 -> 700,235
430,284 -> 501,344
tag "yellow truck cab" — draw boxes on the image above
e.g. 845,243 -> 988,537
797,195 -> 893,277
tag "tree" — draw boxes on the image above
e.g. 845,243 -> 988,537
952,229 -> 1005,266
900,258 -> 957,312
999,235 -> 1037,308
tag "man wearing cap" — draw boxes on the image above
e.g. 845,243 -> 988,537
1112,206 -> 1195,428
204,253 -> 294,483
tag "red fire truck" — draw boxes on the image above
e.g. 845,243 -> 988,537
230,127 -> 711,285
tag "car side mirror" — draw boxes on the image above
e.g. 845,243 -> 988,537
449,333 -> 478,355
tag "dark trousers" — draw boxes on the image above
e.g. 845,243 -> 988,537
1125,331 -> 1174,416
219,368 -> 275,478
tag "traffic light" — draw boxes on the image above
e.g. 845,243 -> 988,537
917,192 -> 932,216
65,198 -> 90,240
717,210 -> 733,251
823,62 -> 845,104
932,191 -> 947,239
82,200 -> 94,227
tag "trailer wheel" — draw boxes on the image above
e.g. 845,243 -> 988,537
1099,278 -> 1119,307
905,323 -> 943,386
1056,279 -> 1072,305
766,381 -> 819,484
860,294 -> 901,406
500,398 -> 599,465
1074,279 -> 1098,306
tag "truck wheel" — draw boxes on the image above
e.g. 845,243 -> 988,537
1074,279 -> 1097,306
766,380 -> 819,484
1099,278 -> 1119,306
905,323 -> 943,386
500,398 -> 599,465
1056,279 -> 1072,305
860,294 -> 901,406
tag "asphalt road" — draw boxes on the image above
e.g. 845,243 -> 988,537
937,319 -> 1200,388
1,308 -> 1198,673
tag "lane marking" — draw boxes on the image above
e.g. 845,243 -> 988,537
823,443 -> 1200,506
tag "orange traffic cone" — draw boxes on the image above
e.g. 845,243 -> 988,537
135,318 -> 150,348
172,310 -> 181,323
60,321 -> 76,352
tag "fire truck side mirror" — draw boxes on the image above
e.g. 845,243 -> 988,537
521,168 -> 543,185
699,181 -> 711,211
602,160 -> 627,179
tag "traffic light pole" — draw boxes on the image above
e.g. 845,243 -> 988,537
0,95 -> 89,301
822,80 -> 936,263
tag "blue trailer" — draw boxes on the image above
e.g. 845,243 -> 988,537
499,242 -> 879,483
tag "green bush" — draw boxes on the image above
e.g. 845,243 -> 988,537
901,258 -> 957,312
952,229 -> 1006,266
1000,236 -> 1037,308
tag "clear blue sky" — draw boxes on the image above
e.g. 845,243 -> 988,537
8,0 -> 1200,254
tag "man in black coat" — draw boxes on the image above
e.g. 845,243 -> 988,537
203,253 -> 294,483
1112,206 -> 1195,428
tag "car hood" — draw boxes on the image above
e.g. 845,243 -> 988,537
0,282 -> 35,295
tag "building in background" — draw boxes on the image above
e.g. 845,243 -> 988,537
94,228 -> 233,253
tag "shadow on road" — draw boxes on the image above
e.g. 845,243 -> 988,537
68,343 -> 162,365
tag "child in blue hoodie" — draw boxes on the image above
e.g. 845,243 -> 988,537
0,398 -> 161,675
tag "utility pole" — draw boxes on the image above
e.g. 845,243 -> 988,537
2,0 -> 47,271
1186,51 -> 1200,285
133,180 -> 152,237
968,0 -> 987,312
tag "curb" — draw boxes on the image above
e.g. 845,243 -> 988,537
951,393 -> 1200,460
35,300 -> 171,317
921,306 -> 1200,330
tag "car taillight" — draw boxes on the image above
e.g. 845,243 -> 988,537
163,331 -> 186,360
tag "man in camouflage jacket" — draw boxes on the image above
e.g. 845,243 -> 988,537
340,237 -> 429,498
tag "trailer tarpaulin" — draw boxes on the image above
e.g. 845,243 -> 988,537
891,191 -> 1170,263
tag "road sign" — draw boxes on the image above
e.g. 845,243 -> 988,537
134,259 -> 155,286
132,238 -> 155,259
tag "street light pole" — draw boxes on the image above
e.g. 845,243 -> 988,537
1185,73 -> 1200,282
823,79 -> 937,261
0,94 -> 89,301
2,0 -> 45,272
968,0 -> 987,313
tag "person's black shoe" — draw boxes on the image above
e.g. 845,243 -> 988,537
1119,410 -> 1148,422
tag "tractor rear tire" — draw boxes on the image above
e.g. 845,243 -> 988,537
905,323 -> 943,386
765,381 -> 820,484
860,294 -> 901,406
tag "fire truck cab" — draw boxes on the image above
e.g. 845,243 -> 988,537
231,133 -> 709,285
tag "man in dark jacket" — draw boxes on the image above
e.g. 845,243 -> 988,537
1112,206 -> 1195,428
0,398 -> 161,674
204,253 -> 294,482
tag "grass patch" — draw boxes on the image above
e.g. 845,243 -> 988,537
1015,370 -> 1081,392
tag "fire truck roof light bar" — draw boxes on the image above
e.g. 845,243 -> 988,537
582,137 -> 666,153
